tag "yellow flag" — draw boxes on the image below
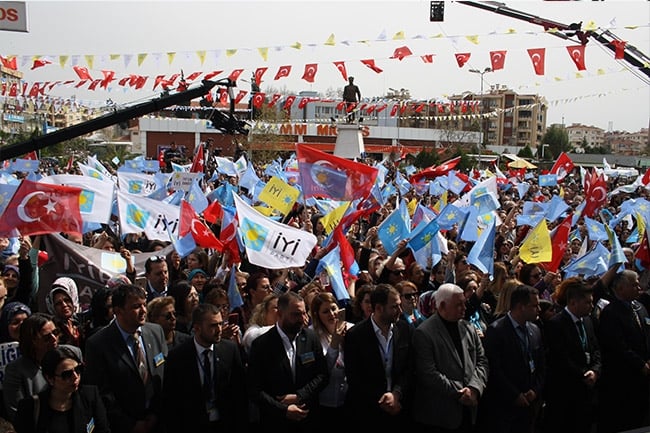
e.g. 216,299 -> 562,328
166,52 -> 176,65
393,30 -> 405,40
109,54 -> 120,61
408,198 -> 418,217
137,53 -> 147,66
253,206 -> 274,216
258,176 -> 300,215
465,35 -> 480,45
257,47 -> 269,61
324,34 -> 336,46
290,42 -> 302,50
59,55 -> 69,68
84,55 -> 94,69
196,50 -> 206,65
320,202 -> 350,234
226,49 -> 237,57
519,219 -> 552,263
559,186 -> 565,198
637,212 -> 646,240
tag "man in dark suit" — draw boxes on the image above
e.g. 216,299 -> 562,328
543,277 -> 601,433
163,303 -> 247,432
84,284 -> 167,433
247,291 -> 328,433
411,283 -> 488,433
597,269 -> 650,433
479,284 -> 545,433
344,283 -> 413,431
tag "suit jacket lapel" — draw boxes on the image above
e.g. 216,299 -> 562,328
270,327 -> 294,382
109,323 -> 140,376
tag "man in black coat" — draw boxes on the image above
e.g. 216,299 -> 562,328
479,284 -> 545,433
543,277 -> 601,433
344,283 -> 413,431
163,303 -> 247,432
247,291 -> 328,433
597,270 -> 650,433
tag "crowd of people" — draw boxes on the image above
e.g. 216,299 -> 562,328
0,151 -> 649,433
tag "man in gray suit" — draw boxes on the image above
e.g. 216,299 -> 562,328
411,283 -> 488,433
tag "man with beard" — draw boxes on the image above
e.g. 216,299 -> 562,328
247,291 -> 328,433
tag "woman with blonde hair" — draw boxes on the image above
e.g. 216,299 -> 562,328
241,293 -> 279,355
494,278 -> 524,319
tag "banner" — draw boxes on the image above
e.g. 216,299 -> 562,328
117,191 -> 180,241
0,342 -> 20,389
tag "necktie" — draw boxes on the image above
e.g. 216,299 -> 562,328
576,319 -> 587,349
202,349 -> 213,400
633,309 -> 643,329
133,331 -> 149,384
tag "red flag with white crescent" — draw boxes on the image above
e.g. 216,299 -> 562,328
333,61 -> 348,81
490,50 -> 507,71
274,65 -> 292,80
283,95 -> 296,111
228,69 -> 244,82
455,53 -> 471,68
254,67 -> 268,85
302,64 -> 318,83
268,93 -> 282,107
527,48 -> 546,75
72,65 -> 93,80
360,59 -> 383,73
252,92 -> 266,109
391,46 -> 413,61
566,45 -> 586,71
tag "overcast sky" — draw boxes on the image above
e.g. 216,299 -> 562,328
2,0 -> 649,132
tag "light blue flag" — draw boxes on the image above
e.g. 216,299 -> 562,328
447,171 -> 467,195
516,213 -> 545,227
119,159 -> 143,173
436,203 -> 466,230
471,190 -> 500,216
523,201 -> 548,215
381,183 -> 397,202
429,178 -> 447,197
626,226 -> 639,244
264,160 -> 283,178
171,162 -> 187,172
516,182 -> 530,199
394,171 -> 411,195
147,187 -> 170,201
460,208 -> 480,242
572,201 -> 587,226
467,219 -> 496,275
11,159 -> 40,173
584,216 -> 608,242
316,245 -> 350,301
408,219 -> 440,254
239,163 -> 261,191
545,194 -> 570,222
539,174 -> 558,187
375,163 -> 388,187
404,165 -> 417,176
605,224 -> 626,267
163,190 -> 184,206
185,180 -> 208,214
563,243 -> 610,278
0,183 -> 19,216
377,204 -> 410,255
227,266 -> 245,310
142,159 -> 160,173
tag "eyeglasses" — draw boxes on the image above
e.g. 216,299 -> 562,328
164,311 -> 176,320
403,293 -> 419,300
56,364 -> 84,380
147,255 -> 166,263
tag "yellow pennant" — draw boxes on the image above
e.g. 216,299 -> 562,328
519,219 -> 552,263
320,202 -> 351,235
258,176 -> 300,215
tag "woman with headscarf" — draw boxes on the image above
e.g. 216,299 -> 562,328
45,278 -> 83,348
0,301 -> 31,343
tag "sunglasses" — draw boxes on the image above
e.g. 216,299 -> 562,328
147,255 -> 166,263
40,328 -> 61,342
403,293 -> 419,300
56,364 -> 84,380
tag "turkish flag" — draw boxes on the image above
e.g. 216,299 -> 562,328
346,102 -> 357,113
421,54 -> 435,64
0,56 -> 17,70
302,64 -> 318,83
186,71 -> 202,81
72,65 -> 93,80
642,169 -> 650,186
390,104 -> 399,117
234,90 -> 248,104
540,213 -> 573,273
0,180 -> 82,236
134,76 -> 147,90
179,201 -> 223,251
254,67 -> 268,85
268,93 -> 282,107
333,61 -> 348,81
336,100 -> 346,111
100,70 -> 115,89
361,59 -> 383,73
203,200 -> 223,224
228,69 -> 244,82
566,45 -> 586,71
283,95 -> 296,110
376,104 -> 388,113
611,40 -> 627,59
219,88 -> 229,106
490,50 -> 507,71
274,65 -> 292,80
527,48 -> 546,75
88,80 -> 101,91
31,58 -> 52,70
203,70 -> 223,80
582,172 -> 607,218
455,53 -> 471,68
252,92 -> 266,109
550,152 -> 575,181
410,157 -> 462,183
391,46 -> 413,61
190,143 -> 204,173
118,76 -> 130,86
28,83 -> 41,98
636,230 -> 650,269
298,97 -> 312,109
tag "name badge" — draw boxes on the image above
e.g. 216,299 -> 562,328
300,351 -> 316,365
529,359 -> 535,374
86,417 -> 95,433
154,352 -> 165,367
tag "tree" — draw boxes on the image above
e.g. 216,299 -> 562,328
518,145 -> 534,159
541,125 -> 570,159
414,148 -> 438,168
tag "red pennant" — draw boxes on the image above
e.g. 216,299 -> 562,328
254,67 -> 268,85
283,95 -> 296,111
333,61 -> 348,81
298,97 -> 311,109
252,92 -> 266,109
186,71 -> 202,81
540,213 -> 573,273
268,93 -> 282,107
610,40 -> 627,59
190,143 -> 204,174
72,65 -> 93,80
203,200 -> 223,224
274,65 -> 292,80
100,70 -> 115,89
490,50 -> 507,71
420,54 -> 435,64
566,45 -> 586,71
0,55 -> 17,70
391,46 -> 413,61
302,63 -> 318,83
390,104 -> 399,117
527,48 -> 546,75
234,90 -> 248,104
360,59 -> 383,73
31,58 -> 52,70
455,53 -> 471,68
203,70 -> 223,80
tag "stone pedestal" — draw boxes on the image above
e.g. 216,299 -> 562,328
334,124 -> 365,159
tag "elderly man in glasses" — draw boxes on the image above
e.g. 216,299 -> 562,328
144,255 -> 170,303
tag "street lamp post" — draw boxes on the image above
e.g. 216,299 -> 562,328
541,143 -> 549,160
469,67 -> 493,167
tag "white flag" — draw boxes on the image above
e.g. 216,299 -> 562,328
117,172 -> 160,196
40,174 -> 115,225
117,191 -> 180,241
233,194 -> 317,269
